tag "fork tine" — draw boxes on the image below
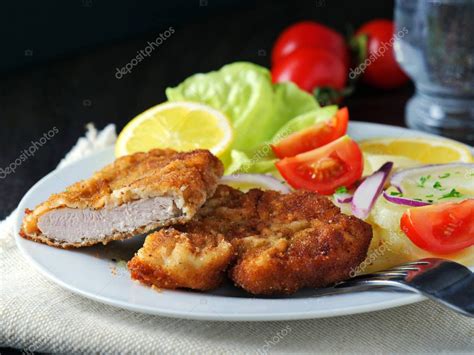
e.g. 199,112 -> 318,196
373,271 -> 408,277
385,259 -> 432,272
351,271 -> 407,280
387,266 -> 420,272
336,273 -> 403,288
405,260 -> 431,266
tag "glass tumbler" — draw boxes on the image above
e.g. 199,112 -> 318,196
394,0 -> 474,144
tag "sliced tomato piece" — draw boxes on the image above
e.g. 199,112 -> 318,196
400,200 -> 474,254
275,135 -> 363,195
272,107 -> 349,159
332,107 -> 349,138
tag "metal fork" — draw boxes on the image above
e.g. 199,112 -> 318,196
333,258 -> 474,317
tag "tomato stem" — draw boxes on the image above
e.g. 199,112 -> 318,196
313,86 -> 354,106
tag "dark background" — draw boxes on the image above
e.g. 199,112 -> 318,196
0,0 -> 409,222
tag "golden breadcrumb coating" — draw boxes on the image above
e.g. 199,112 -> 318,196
128,229 -> 233,290
20,149 -> 223,248
128,185 -> 372,295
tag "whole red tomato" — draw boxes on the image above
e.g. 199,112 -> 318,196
354,19 -> 409,89
271,47 -> 347,93
272,21 -> 350,71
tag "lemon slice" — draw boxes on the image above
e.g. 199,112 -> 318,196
359,137 -> 473,164
363,153 -> 421,176
115,102 -> 233,157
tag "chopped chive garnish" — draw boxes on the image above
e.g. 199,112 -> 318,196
335,186 -> 348,194
433,181 -> 442,189
439,188 -> 462,199
427,200 -> 434,203
417,175 -> 431,187
425,194 -> 434,198
414,198 -> 423,201
438,173 -> 450,179
390,191 -> 402,196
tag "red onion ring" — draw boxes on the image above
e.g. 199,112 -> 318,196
335,193 -> 353,203
220,174 -> 291,193
390,163 -> 474,193
351,162 -> 393,219
382,190 -> 430,207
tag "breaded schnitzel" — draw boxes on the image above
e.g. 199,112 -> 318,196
128,229 -> 233,290
21,149 -> 223,248
128,185 -> 372,295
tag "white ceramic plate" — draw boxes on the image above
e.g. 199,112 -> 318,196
15,122 -> 473,321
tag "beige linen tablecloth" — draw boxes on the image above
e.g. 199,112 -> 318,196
1,125 -> 473,354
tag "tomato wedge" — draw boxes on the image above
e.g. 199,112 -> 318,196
400,200 -> 474,254
276,136 -> 363,195
272,107 -> 349,159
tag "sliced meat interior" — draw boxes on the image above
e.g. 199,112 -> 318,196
37,196 -> 181,244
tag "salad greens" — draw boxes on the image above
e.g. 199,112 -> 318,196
166,62 -> 337,173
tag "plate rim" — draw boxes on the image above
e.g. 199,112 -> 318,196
14,232 -> 429,321
14,121 -> 473,321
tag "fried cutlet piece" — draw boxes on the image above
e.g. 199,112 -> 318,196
128,229 -> 233,290
128,185 -> 372,295
20,149 -> 223,248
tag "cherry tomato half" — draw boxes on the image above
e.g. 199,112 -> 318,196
400,199 -> 474,254
272,107 -> 349,159
276,135 -> 363,195
271,47 -> 347,93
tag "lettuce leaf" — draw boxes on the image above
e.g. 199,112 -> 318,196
166,62 -> 325,173
226,149 -> 279,176
271,105 -> 338,141
271,82 -> 321,136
